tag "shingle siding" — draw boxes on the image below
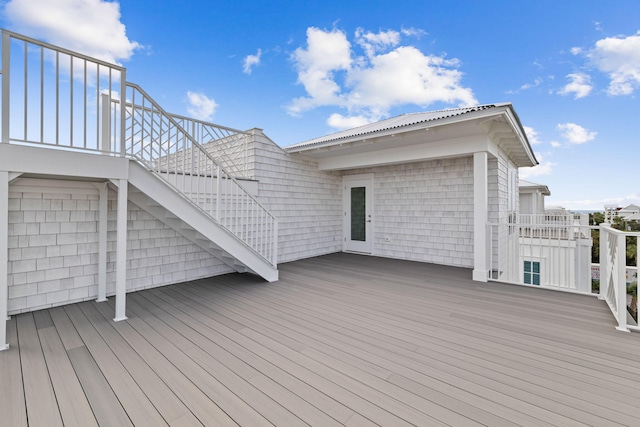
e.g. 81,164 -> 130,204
345,157 -> 475,267
7,181 -> 232,315
249,131 -> 343,263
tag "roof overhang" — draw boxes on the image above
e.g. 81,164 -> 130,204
519,179 -> 551,196
285,104 -> 538,171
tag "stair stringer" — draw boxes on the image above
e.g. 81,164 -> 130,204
126,161 -> 278,282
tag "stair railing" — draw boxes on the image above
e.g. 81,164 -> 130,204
0,29 -> 277,267
168,113 -> 251,179
111,83 -> 277,266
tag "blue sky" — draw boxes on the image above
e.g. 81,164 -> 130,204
1,0 -> 639,210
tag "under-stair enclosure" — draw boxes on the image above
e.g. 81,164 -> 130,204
0,30 -> 278,350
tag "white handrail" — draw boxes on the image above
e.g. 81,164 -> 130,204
0,29 -> 278,267
121,83 -> 277,265
599,225 -> 640,332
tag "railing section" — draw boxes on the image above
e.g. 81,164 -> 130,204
0,29 -> 125,152
0,29 -> 277,267
599,225 -> 640,332
488,222 -> 593,292
169,114 -> 251,179
120,83 -> 277,266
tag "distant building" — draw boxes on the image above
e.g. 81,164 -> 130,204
604,204 -> 640,223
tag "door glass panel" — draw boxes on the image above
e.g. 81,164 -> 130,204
351,187 -> 366,241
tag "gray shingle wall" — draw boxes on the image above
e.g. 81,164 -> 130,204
7,182 -> 231,315
249,131 -> 343,263
345,157 -> 475,267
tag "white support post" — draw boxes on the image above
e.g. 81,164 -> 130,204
2,31 -> 11,144
272,220 -> 278,266
216,165 -> 221,222
473,152 -> 489,282
100,94 -> 111,153
615,232 -> 628,332
119,69 -> 127,156
96,182 -> 108,302
0,171 -> 9,350
114,179 -> 128,321
598,224 -> 608,301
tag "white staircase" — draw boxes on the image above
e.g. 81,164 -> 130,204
0,30 -> 278,282
126,161 -> 277,281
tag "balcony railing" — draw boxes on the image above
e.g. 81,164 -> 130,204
0,29 -> 277,266
488,222 -> 593,292
599,224 -> 640,332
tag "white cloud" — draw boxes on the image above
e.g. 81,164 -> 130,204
401,27 -> 427,38
289,27 -> 477,129
550,140 -> 561,148
555,194 -> 640,211
523,126 -> 542,145
326,113 -> 371,130
586,31 -> 640,95
570,47 -> 582,55
519,152 -> 554,180
4,0 -> 140,64
289,27 -> 352,116
557,73 -> 593,99
557,123 -> 597,144
355,28 -> 400,58
520,78 -> 542,91
186,91 -> 217,121
243,49 -> 262,75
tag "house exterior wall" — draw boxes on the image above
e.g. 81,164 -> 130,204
489,152 -> 519,277
247,130 -> 343,263
7,180 -> 232,315
344,157 -> 475,268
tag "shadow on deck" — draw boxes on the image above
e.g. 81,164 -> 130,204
2,253 -> 640,426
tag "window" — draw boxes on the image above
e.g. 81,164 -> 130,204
524,261 -> 540,285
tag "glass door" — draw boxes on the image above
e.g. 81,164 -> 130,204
343,175 -> 373,253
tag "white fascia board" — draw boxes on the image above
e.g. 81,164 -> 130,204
0,144 -> 129,179
317,135 -> 489,171
502,108 -> 538,167
286,107 -> 510,154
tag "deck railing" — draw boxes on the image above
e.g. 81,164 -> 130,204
169,113 -> 251,179
599,225 -> 639,332
0,29 -> 125,151
488,222 -> 593,292
0,29 -> 277,266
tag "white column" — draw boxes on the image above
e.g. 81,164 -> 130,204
96,183 -> 108,302
0,171 -> 9,350
114,179 -> 128,321
473,152 -> 489,282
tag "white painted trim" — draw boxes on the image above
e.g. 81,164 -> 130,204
319,136 -> 487,171
114,179 -> 128,321
97,182 -> 108,302
343,174 -> 374,254
473,152 -> 489,282
0,171 -> 9,350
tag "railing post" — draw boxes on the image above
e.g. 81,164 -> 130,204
599,224 -> 608,300
216,165 -> 221,222
272,220 -> 278,266
100,94 -> 111,153
615,230 -> 628,332
119,69 -> 126,156
0,170 -> 9,350
2,31 -> 11,143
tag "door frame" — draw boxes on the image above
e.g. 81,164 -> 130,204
343,173 -> 374,254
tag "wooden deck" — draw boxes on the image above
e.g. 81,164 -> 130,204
2,253 -> 640,426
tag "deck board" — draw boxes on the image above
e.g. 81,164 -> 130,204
0,318 -> 27,427
16,313 -> 64,427
2,252 -> 640,426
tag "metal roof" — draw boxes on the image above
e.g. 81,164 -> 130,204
285,103 -> 510,151
519,179 -> 551,196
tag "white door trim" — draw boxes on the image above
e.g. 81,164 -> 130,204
343,173 -> 374,254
